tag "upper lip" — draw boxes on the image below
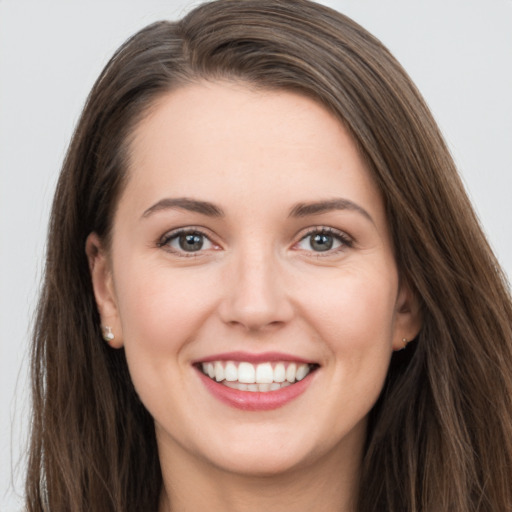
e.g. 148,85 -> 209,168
192,351 -> 318,365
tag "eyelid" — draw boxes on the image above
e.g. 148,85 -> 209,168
293,226 -> 354,254
157,226 -> 220,256
156,225 -> 353,257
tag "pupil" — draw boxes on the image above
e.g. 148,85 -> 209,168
311,233 -> 333,251
179,233 -> 203,252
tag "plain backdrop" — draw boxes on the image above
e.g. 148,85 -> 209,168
1,1 -> 511,510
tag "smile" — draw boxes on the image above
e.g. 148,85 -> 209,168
194,353 -> 319,411
199,361 -> 317,392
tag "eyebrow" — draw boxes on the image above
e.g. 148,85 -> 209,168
141,197 -> 225,219
141,196 -> 373,223
288,198 -> 374,223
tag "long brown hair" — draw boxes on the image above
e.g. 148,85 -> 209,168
26,1 -> 512,510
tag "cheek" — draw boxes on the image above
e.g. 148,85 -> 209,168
113,258 -> 218,356
112,260 -> 220,419
296,265 -> 398,360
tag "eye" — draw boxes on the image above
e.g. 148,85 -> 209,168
295,228 -> 352,253
158,229 -> 215,255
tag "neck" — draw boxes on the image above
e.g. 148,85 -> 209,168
157,432 -> 363,512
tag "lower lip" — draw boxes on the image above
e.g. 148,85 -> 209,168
196,368 -> 315,411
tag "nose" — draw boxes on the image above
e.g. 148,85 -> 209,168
218,247 -> 294,332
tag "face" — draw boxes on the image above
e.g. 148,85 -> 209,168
88,82 -> 420,478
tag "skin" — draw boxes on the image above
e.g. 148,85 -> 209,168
87,81 -> 421,512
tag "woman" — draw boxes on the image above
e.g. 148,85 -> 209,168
26,0 -> 512,511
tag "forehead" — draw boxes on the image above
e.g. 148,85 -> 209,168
131,82 -> 351,163
122,81 -> 385,228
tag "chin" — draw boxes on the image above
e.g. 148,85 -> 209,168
209,447 -> 313,478
193,426 -> 331,478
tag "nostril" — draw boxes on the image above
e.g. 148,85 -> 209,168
218,296 -> 294,331
217,261 -> 294,329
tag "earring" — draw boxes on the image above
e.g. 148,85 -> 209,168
102,325 -> 115,342
394,337 -> 408,351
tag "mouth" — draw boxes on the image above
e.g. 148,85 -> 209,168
193,352 -> 320,410
197,360 -> 319,392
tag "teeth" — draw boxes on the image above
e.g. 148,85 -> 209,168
255,363 -> 274,383
225,361 -> 238,382
296,364 -> 309,381
274,363 -> 286,382
224,381 -> 249,391
286,363 -> 296,383
214,361 -> 225,382
238,362 -> 256,383
223,381 -> 292,392
200,360 -> 315,389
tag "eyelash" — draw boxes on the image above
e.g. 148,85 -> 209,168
295,227 -> 354,256
157,227 -> 216,258
157,226 -> 354,257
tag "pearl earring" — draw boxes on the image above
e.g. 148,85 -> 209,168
102,325 -> 115,342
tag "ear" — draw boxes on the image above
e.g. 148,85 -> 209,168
392,279 -> 422,351
85,232 -> 123,348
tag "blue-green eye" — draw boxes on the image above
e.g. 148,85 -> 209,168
161,230 -> 214,254
296,229 -> 352,253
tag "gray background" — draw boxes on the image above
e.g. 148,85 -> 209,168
1,1 -> 511,510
